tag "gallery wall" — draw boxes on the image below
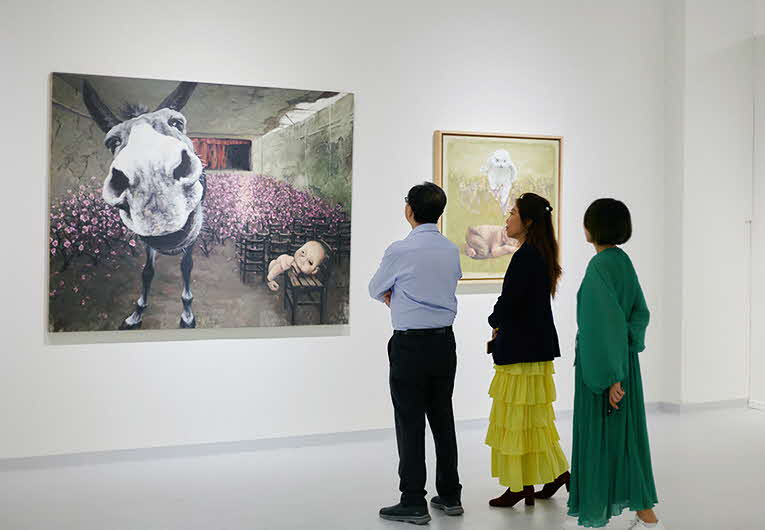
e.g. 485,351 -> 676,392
662,0 -> 687,405
751,0 -> 765,409
0,0 -> 672,459
677,0 -> 755,403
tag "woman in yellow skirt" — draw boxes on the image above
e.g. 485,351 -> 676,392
486,193 -> 570,507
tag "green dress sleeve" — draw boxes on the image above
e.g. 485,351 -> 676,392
628,277 -> 650,354
576,262 -> 629,394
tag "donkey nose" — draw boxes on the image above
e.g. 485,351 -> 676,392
110,168 -> 130,196
173,150 -> 193,181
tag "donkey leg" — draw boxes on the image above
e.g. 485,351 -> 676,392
179,246 -> 196,328
119,245 -> 157,330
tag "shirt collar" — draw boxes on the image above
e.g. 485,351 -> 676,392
408,223 -> 440,237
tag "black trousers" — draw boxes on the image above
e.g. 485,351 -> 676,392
388,330 -> 462,506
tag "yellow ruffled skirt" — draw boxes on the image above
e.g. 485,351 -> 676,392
485,361 -> 569,492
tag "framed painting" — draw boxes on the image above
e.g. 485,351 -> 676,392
434,130 -> 561,283
48,73 -> 353,332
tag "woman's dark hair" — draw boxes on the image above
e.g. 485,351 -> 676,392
516,193 -> 562,297
583,198 -> 632,245
406,182 -> 447,224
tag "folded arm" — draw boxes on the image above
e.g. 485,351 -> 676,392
368,244 -> 400,303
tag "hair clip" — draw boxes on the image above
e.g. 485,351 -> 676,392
546,205 -> 553,213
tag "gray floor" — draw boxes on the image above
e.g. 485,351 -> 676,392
1,408 -> 763,529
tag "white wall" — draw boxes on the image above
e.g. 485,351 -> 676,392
751,0 -> 765,408
0,0 -> 669,459
679,0 -> 754,403
663,0 -> 687,405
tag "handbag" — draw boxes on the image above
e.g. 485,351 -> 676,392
486,329 -> 499,354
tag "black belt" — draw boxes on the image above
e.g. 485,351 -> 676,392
393,326 -> 452,336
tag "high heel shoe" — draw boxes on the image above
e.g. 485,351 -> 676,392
534,471 -> 570,499
489,485 -> 535,507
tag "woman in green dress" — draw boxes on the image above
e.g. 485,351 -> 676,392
567,199 -> 664,529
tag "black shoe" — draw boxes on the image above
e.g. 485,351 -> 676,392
535,471 -> 570,499
379,503 -> 431,525
430,495 -> 464,516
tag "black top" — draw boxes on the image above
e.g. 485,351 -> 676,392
488,242 -> 561,365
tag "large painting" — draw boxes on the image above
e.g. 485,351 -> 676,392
434,131 -> 561,282
48,73 -> 353,332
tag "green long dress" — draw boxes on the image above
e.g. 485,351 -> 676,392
567,247 -> 658,528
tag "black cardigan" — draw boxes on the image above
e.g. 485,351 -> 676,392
488,242 -> 561,365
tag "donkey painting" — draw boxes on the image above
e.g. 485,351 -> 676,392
82,80 -> 205,329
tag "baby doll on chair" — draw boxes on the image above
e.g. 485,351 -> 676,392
267,240 -> 331,291
464,225 -> 519,260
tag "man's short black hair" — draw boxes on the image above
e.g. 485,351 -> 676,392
406,182 -> 447,224
584,198 -> 632,245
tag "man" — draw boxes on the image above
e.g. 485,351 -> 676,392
369,182 -> 463,525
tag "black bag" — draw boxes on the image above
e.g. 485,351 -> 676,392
487,329 -> 499,354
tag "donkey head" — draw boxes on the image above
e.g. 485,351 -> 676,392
83,81 -> 204,239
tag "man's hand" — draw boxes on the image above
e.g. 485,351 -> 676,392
491,328 -> 498,340
609,382 -> 625,410
383,290 -> 392,306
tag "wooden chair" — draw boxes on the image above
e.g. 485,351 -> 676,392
338,221 -> 351,262
313,220 -> 329,239
298,222 -> 315,240
322,231 -> 339,254
291,228 -> 308,254
265,232 -> 292,283
283,268 -> 327,325
237,232 -> 267,283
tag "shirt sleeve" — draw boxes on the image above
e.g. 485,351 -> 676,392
576,262 -> 629,394
368,244 -> 400,302
628,277 -> 650,354
488,251 -> 529,329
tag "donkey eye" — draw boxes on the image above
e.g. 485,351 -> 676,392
106,137 -> 122,153
169,118 -> 184,131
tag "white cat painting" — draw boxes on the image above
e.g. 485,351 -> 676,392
480,149 -> 518,215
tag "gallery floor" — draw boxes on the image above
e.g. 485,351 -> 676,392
1,407 -> 762,529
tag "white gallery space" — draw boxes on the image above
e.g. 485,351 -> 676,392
1,1 -> 765,529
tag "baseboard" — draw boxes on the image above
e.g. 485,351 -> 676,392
0,426 -> 392,472
657,398 -> 750,413
0,399 -> 749,471
749,400 -> 765,411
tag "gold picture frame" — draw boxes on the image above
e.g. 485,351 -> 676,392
434,130 -> 562,283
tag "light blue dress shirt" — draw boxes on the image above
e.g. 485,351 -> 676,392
368,224 -> 461,331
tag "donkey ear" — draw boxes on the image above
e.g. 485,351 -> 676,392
156,82 -> 197,112
82,80 -> 121,133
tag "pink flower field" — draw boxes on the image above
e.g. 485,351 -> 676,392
48,173 -> 349,304
203,173 -> 347,243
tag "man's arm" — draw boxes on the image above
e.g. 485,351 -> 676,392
368,244 -> 400,302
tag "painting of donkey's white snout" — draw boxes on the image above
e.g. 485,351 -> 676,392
103,121 -> 204,238
480,148 -> 518,215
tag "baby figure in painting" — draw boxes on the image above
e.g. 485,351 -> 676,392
465,225 -> 519,260
481,149 -> 518,215
267,240 -> 330,291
